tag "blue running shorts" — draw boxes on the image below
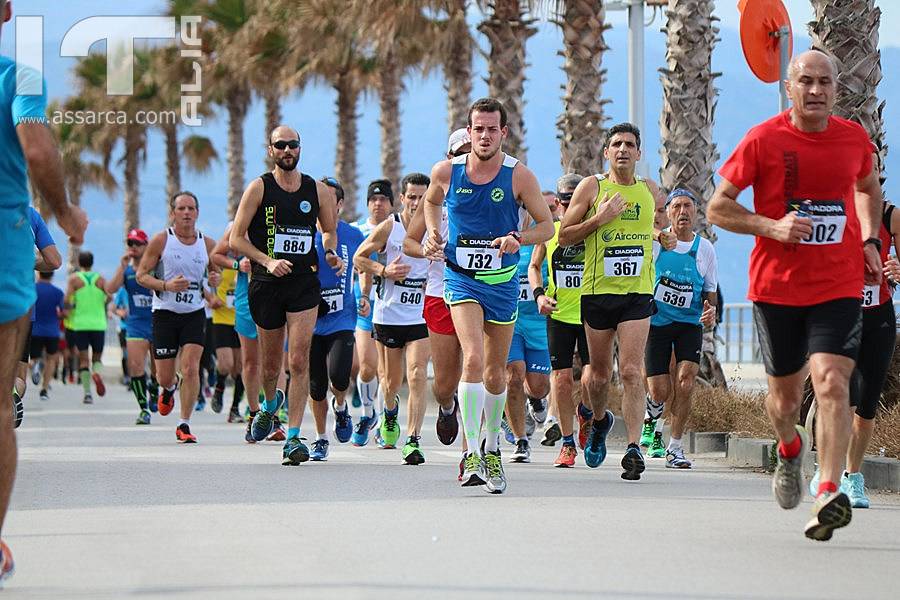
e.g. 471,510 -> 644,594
507,318 -> 551,374
443,268 -> 518,325
0,205 -> 36,324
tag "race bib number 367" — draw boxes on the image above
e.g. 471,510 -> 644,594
455,236 -> 501,271
787,199 -> 847,246
603,246 -> 643,277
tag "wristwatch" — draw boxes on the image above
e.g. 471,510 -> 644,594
508,231 -> 522,242
325,248 -> 337,257
864,237 -> 882,252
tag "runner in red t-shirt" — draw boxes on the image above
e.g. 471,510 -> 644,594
708,50 -> 883,542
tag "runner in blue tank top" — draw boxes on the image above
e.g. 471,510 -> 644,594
644,189 -> 718,470
422,98 -> 554,493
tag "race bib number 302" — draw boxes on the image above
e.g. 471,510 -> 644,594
603,246 -> 644,277
274,225 -> 313,256
455,236 -> 501,272
787,199 -> 847,246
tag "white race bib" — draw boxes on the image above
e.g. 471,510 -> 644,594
862,284 -> 879,308
274,225 -> 313,256
394,277 -> 425,306
654,277 -> 693,309
133,294 -> 152,308
322,287 -> 344,313
455,236 -> 501,272
175,281 -> 201,305
603,246 -> 644,278
225,290 -> 235,309
518,274 -> 531,303
790,200 -> 847,246
555,264 -> 583,289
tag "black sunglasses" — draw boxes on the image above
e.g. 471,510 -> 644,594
126,240 -> 145,248
320,176 -> 345,201
271,139 -> 300,150
557,192 -> 574,203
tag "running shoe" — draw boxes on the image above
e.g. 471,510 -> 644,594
211,389 -> 224,414
665,447 -> 692,469
0,540 -> 14,588
483,449 -> 507,494
352,413 -> 377,446
458,456 -> 465,482
158,387 -> 176,417
511,438 -> 531,463
135,410 -> 151,425
83,393 -> 93,405
12,391 -> 23,429
375,429 -> 386,448
804,491 -> 852,542
640,419 -> 656,448
31,360 -> 42,385
648,431 -> 666,458
460,452 -> 486,487
91,371 -> 106,397
277,406 -> 288,425
402,436 -> 425,465
541,420 -> 562,446
148,390 -> 158,413
808,468 -> 820,498
843,472 -> 870,509
584,410 -> 615,468
379,410 -> 400,449
501,417 -> 515,445
554,444 -> 577,468
227,407 -> 243,423
282,437 -> 310,466
351,384 -> 362,409
435,396 -> 459,445
251,389 -> 284,442
176,423 -> 197,443
333,401 -> 353,443
267,416 -> 286,442
772,425 -> 808,509
310,438 -> 330,461
528,396 -> 548,424
195,395 -> 206,412
576,407 -> 591,450
244,415 -> 256,444
621,445 -> 646,481
524,410 -> 536,438
39,389 -> 49,402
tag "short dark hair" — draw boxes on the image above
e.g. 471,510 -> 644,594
78,251 -> 94,269
170,191 -> 199,211
604,122 -> 642,150
467,97 -> 507,129
39,271 -> 53,280
400,172 -> 430,195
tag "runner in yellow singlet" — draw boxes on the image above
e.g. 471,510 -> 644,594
558,123 -> 675,481
210,265 -> 244,416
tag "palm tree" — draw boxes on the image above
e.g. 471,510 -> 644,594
808,0 -> 887,176
48,98 -> 117,270
477,0 -> 537,161
658,0 -> 719,242
554,0 -> 609,176
441,0 -> 474,133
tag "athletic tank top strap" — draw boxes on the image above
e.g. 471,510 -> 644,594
374,214 -> 428,326
652,233 -> 704,326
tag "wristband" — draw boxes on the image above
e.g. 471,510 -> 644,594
162,281 -> 166,292
326,248 -> 337,256
232,259 -> 239,270
508,231 -> 522,242
532,286 -> 545,301
864,237 -> 882,252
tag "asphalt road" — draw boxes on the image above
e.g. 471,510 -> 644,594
5,376 -> 900,599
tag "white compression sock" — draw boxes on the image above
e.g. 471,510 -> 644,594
458,381 -> 486,456
483,388 -> 507,453
357,375 -> 378,418
668,436 -> 682,451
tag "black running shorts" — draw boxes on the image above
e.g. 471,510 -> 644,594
309,330 -> 356,401
30,335 -> 60,358
851,300 -> 896,420
248,274 -> 321,330
753,297 -> 862,377
212,323 -> 241,349
645,322 -> 702,377
72,330 -> 105,354
581,293 -> 656,331
373,323 -> 429,349
547,318 -> 590,371
153,308 -> 206,359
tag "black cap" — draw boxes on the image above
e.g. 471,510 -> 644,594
367,179 -> 394,205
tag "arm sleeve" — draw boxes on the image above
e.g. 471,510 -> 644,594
718,131 -> 759,191
29,207 -> 56,249
12,68 -> 48,125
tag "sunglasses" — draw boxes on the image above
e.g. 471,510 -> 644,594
557,192 -> 573,203
126,240 -> 146,248
321,176 -> 345,201
271,140 -> 300,150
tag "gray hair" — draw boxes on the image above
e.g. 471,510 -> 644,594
557,173 -> 583,193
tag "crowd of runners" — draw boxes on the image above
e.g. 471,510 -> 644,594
0,37 -> 896,584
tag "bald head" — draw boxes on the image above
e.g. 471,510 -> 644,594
269,125 -> 300,145
787,50 -> 837,81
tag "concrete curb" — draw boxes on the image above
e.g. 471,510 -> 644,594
724,434 -> 900,492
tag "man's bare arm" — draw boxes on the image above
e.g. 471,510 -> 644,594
707,179 -> 811,243
402,204 -> 427,259
229,179 -> 272,268
136,233 -> 168,292
558,177 -> 601,246
855,161 -> 882,241
35,244 -> 62,271
210,223 -> 238,270
528,242 -> 547,291
353,220 -> 393,276
514,165 -> 554,246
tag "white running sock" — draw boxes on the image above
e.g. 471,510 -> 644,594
375,386 -> 385,415
668,436 -> 682,451
440,402 -> 455,416
458,381 -> 486,457
334,399 -> 347,413
654,417 -> 665,434
483,388 -> 507,453
357,375 -> 378,417
178,419 -> 189,427
317,432 -> 328,441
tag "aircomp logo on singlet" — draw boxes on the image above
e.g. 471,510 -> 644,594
265,206 -> 276,258
490,188 -> 504,203
600,228 -> 652,243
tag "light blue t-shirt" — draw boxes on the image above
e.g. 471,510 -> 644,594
0,57 -> 48,210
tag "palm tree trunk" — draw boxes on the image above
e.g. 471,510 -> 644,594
226,86 -> 250,219
478,0 -> 537,161
123,125 -> 141,235
444,0 -> 473,133
658,0 -> 719,242
556,0 -> 609,176
335,75 -> 360,221
262,85 -> 282,170
378,53 -> 403,192
808,0 -> 887,176
163,122 -> 181,204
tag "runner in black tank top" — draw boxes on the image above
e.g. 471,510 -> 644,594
229,125 -> 344,467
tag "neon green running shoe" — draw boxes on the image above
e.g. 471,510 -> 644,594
640,419 -> 656,448
277,406 -> 288,424
379,410 -> 400,449
648,431 -> 666,458
402,435 -> 425,465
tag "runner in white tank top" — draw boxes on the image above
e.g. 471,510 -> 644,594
152,227 -> 209,314
353,173 -> 433,465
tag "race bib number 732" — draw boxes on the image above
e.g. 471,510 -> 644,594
455,236 -> 501,271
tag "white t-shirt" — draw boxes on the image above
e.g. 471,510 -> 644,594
652,235 -> 718,293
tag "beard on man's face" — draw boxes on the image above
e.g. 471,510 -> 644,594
275,155 -> 298,171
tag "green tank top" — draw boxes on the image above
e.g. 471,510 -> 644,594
546,221 -> 585,325
582,174 -> 656,296
71,272 -> 108,331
